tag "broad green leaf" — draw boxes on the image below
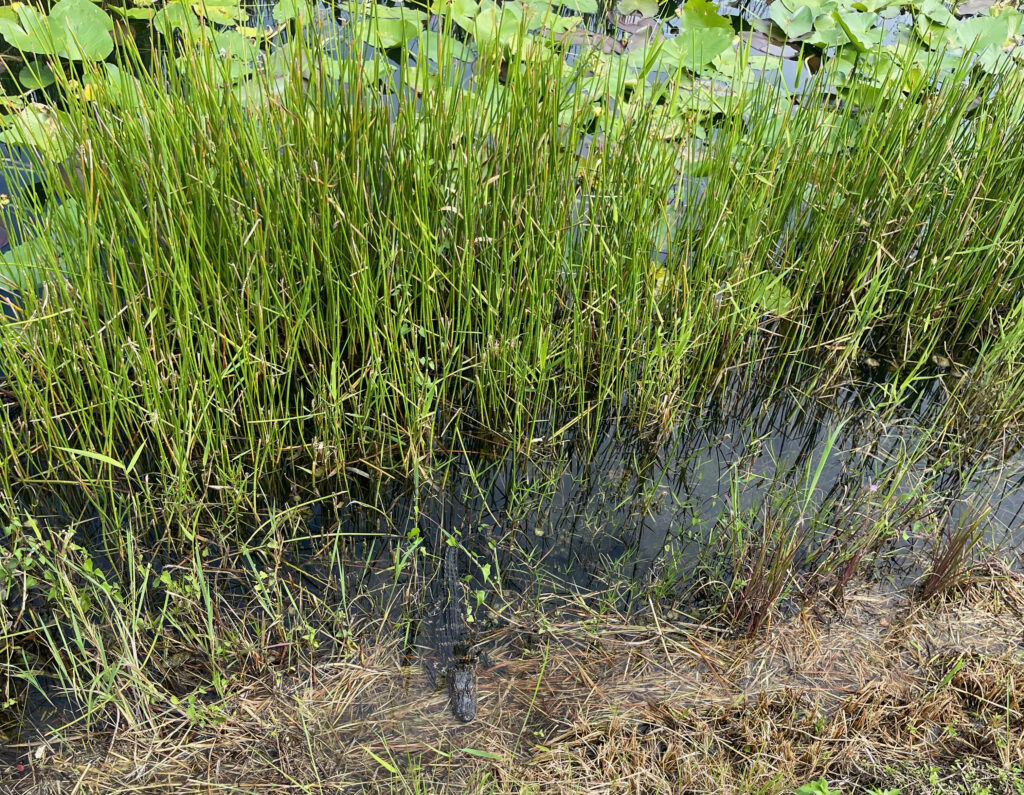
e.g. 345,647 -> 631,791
432,0 -> 481,27
187,0 -> 247,25
371,5 -> 430,24
750,273 -> 798,316
769,3 -> 815,38
474,4 -> 524,46
677,0 -> 733,32
364,16 -> 420,49
831,9 -> 881,51
556,0 -> 600,13
418,28 -> 473,61
957,12 -> 1019,50
401,64 -> 438,93
914,14 -> 958,46
805,13 -> 848,45
50,0 -> 115,60
153,2 -> 202,36
273,0 -> 312,23
19,61 -> 56,90
661,32 -> 735,71
0,239 -> 51,292
617,0 -> 660,17
0,104 -> 69,158
0,5 -> 59,55
778,0 -> 838,16
212,30 -> 258,78
918,0 -> 955,25
83,63 -> 144,110
851,0 -> 898,12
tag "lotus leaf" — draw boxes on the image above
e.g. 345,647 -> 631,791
369,5 -> 430,24
918,0 -> 956,25
710,44 -> 766,86
83,63 -> 144,110
185,0 -> 246,26
851,0 -> 903,13
749,273 -> 798,316
50,0 -> 116,60
0,238 -> 50,292
473,4 -> 524,47
556,0 -> 600,14
417,29 -> 474,63
659,0 -> 733,70
19,61 -> 56,90
0,5 -> 55,55
153,2 -> 202,36
769,4 -> 815,38
359,15 -> 421,50
677,0 -> 733,32
273,0 -> 312,23
0,0 -> 114,61
805,13 -> 849,44
777,0 -> 839,17
957,10 -> 1022,50
0,104 -> 70,159
915,14 -> 959,47
402,65 -> 438,94
617,0 -> 660,18
832,9 -> 882,51
431,0 -> 481,28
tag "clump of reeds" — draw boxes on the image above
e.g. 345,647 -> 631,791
0,23 -> 1022,516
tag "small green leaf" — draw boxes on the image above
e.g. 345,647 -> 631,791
460,747 -> 504,760
18,61 -> 56,90
363,747 -> 399,774
55,445 -> 127,471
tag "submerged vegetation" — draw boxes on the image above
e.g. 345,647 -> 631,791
0,0 -> 1023,790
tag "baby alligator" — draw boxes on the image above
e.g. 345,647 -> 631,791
442,542 -> 478,722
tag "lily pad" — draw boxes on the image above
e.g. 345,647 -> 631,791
957,11 -> 1021,50
777,0 -> 839,16
417,29 -> 473,62
556,0 -> 600,13
431,0 -> 481,28
18,61 -> 56,90
359,15 -> 421,50
617,0 -> 660,17
660,0 -> 734,70
186,0 -> 246,26
0,0 -> 114,61
153,2 -> 202,37
0,104 -> 70,159
769,3 -> 816,38
832,9 -> 882,51
918,0 -> 956,26
0,5 -> 53,55
273,0 -> 313,23
83,63 -> 144,110
473,4 -> 524,47
50,0 -> 116,60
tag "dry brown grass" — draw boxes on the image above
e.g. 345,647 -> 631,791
8,564 -> 1024,795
